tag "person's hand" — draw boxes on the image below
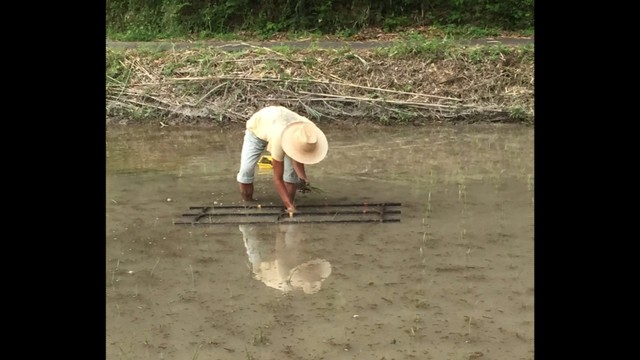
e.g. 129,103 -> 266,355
297,179 -> 312,193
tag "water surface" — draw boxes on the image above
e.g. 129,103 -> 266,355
106,123 -> 534,359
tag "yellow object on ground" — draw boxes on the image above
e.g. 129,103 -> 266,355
257,155 -> 273,169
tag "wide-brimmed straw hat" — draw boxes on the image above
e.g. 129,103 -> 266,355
281,122 -> 328,164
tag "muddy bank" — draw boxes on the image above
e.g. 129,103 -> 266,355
106,42 -> 533,126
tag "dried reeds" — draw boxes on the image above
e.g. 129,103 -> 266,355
106,44 -> 534,125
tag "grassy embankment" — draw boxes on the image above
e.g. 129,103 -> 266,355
107,29 -> 534,126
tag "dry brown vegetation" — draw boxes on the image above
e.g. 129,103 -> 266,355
106,42 -> 534,126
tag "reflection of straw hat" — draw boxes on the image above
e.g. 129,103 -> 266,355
289,259 -> 332,294
254,258 -> 332,294
281,122 -> 328,164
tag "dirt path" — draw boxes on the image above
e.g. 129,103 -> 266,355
106,36 -> 533,51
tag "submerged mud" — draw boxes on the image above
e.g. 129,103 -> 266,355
106,123 -> 534,359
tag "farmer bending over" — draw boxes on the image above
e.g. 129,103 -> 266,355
236,106 -> 329,213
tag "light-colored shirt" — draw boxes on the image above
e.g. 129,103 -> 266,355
246,106 -> 313,161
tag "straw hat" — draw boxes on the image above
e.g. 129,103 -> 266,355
281,122 -> 328,164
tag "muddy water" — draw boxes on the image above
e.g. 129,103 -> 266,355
106,123 -> 534,360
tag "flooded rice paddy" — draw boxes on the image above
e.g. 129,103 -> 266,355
106,123 -> 534,360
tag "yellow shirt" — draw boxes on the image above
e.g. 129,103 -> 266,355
246,106 -> 313,161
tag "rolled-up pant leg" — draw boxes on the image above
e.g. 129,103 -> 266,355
236,130 -> 267,184
283,155 -> 300,184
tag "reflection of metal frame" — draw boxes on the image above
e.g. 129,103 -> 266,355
174,203 -> 402,225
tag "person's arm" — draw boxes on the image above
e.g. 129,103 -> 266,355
272,159 -> 296,211
292,160 -> 308,183
292,159 -> 314,193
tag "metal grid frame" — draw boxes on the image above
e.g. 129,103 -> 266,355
174,203 -> 402,225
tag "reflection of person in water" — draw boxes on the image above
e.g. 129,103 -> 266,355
239,223 -> 332,294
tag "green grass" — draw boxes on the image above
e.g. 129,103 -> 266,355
335,27 -> 359,39
107,26 -> 185,42
106,49 -> 127,83
508,106 -> 530,121
107,24 -> 533,43
269,45 -> 295,57
432,24 -> 503,39
285,30 -> 324,41
465,44 -> 534,64
375,33 -> 455,59
195,31 -> 243,41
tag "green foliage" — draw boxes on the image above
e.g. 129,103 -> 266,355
465,44 -> 534,64
336,27 -> 358,39
383,16 -> 412,33
106,49 -> 129,83
395,110 -> 417,124
263,60 -> 283,73
508,106 -> 529,121
377,33 -> 454,59
436,0 -> 533,30
106,0 -> 534,40
285,30 -> 323,40
118,27 -> 159,41
467,45 -> 508,63
161,62 -> 178,76
434,24 -> 502,39
270,45 -> 294,57
302,55 -> 319,68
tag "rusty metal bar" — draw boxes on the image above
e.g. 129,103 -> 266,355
175,202 -> 402,225
189,209 -> 401,217
174,218 -> 401,225
187,202 -> 401,210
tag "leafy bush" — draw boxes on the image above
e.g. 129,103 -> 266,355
106,0 -> 534,40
